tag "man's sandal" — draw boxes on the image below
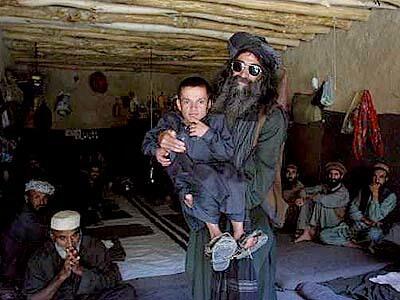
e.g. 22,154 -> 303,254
233,229 -> 269,260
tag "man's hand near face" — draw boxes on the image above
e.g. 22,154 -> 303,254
67,247 -> 83,276
369,183 -> 380,201
59,254 -> 73,281
295,198 -> 304,207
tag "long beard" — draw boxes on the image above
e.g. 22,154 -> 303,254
283,178 -> 297,190
55,243 -> 68,259
213,75 -> 263,128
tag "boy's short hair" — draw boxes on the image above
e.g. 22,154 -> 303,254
178,76 -> 213,100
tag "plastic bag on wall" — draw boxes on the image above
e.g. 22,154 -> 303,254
341,91 -> 362,134
320,76 -> 335,107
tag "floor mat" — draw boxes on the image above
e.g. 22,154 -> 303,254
97,194 -> 186,280
128,272 -> 191,300
161,214 -> 190,233
276,233 -> 390,290
102,210 -> 133,220
86,223 -> 153,240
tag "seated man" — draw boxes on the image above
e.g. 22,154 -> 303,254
295,162 -> 350,243
320,162 -> 397,250
0,180 -> 55,286
23,210 -> 136,300
78,163 -> 108,225
282,164 -> 306,231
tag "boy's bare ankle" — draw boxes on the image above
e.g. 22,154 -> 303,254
233,231 -> 243,240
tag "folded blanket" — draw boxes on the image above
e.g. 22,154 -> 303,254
370,272 -> 400,292
296,282 -> 351,300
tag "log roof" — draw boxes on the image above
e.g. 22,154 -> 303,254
0,0 -> 398,73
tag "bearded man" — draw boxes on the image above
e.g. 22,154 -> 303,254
294,162 -> 350,244
155,32 -> 287,300
0,180 -> 55,286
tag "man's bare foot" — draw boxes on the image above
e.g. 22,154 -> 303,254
243,236 -> 258,249
294,230 -> 302,239
344,241 -> 363,249
294,230 -> 312,243
237,232 -> 260,249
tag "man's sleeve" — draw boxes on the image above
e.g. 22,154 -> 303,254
348,191 -> 364,221
142,114 -> 172,156
77,239 -> 122,295
368,192 -> 397,222
244,108 -> 287,209
314,187 -> 350,208
202,114 -> 234,161
23,253 -> 49,297
304,185 -> 324,196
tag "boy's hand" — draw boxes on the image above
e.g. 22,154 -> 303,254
184,194 -> 194,208
188,120 -> 209,137
295,198 -> 304,207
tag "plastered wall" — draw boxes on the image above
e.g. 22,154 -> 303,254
283,10 -> 400,114
44,69 -> 206,129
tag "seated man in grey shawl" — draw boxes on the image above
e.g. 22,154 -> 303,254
24,210 -> 136,300
295,162 -> 350,244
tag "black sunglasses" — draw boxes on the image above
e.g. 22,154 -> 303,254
231,60 -> 263,77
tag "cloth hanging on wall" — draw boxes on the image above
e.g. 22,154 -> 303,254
352,90 -> 384,160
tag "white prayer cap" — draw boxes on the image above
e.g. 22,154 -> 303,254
25,180 -> 55,196
51,210 -> 80,231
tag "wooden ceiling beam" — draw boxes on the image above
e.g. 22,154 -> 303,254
287,0 -> 397,9
0,6 -> 314,41
196,0 -> 371,20
7,43 -> 233,60
12,0 -> 354,29
12,55 -> 226,67
0,25 -> 227,50
15,63 -> 207,74
0,16 -> 301,47
3,34 -> 228,55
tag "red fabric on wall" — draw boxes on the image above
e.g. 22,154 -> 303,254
352,90 -> 384,160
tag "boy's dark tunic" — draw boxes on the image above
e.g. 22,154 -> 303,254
143,112 -> 246,226
143,106 -> 288,300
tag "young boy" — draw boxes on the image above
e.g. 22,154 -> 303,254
142,77 -> 267,270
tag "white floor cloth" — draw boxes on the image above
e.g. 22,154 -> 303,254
88,195 -> 186,280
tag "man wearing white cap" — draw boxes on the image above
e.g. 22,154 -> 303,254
294,162 -> 350,243
0,180 -> 55,287
319,162 -> 397,250
23,210 -> 136,300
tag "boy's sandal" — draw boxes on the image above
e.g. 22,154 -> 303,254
205,232 -> 230,257
233,229 -> 269,260
204,232 -> 236,257
210,233 -> 238,272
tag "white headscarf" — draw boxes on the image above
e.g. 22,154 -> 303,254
25,180 -> 55,196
